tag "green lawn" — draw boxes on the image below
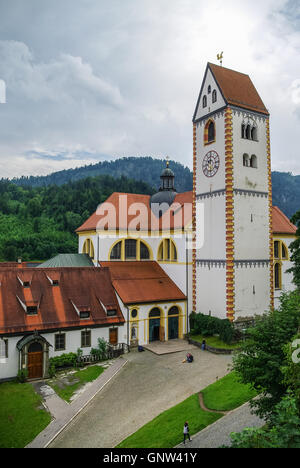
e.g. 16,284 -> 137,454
201,371 -> 257,411
117,394 -> 223,448
117,372 -> 257,448
0,381 -> 51,448
190,334 -> 242,350
49,365 -> 104,402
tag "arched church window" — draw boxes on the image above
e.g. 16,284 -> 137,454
243,154 -> 250,167
82,238 -> 95,259
251,126 -> 257,140
149,308 -> 161,318
250,155 -> 258,168
110,239 -> 151,261
110,241 -> 122,260
282,243 -> 288,259
212,90 -> 217,103
241,118 -> 258,141
241,124 -> 246,139
140,241 -> 150,260
274,262 -> 281,290
125,239 -> 136,259
204,119 -> 216,145
273,240 -> 289,261
157,239 -> 178,262
203,95 -> 207,108
208,85 -> 211,94
246,124 -> 251,139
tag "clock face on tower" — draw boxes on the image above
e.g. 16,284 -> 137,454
202,150 -> 220,178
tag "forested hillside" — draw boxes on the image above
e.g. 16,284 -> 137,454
11,157 -> 193,194
0,175 -> 154,262
271,172 -> 300,219
0,156 -> 299,262
8,157 -> 300,219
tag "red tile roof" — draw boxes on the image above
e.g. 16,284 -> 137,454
272,206 -> 297,235
76,191 -> 193,233
208,63 -> 269,115
0,267 -> 124,335
100,261 -> 186,305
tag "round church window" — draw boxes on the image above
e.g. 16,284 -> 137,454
131,309 -> 138,319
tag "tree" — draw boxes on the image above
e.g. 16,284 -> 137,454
226,393 -> 300,448
232,291 -> 300,418
288,210 -> 300,290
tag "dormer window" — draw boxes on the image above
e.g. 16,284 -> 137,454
27,306 -> 38,315
80,311 -> 90,319
23,281 -> 30,288
107,309 -> 117,317
52,280 -> 59,286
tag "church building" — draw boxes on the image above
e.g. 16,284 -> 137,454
0,62 -> 298,381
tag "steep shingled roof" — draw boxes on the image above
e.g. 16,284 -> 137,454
0,267 -> 124,335
100,261 -> 186,305
76,191 -> 193,233
272,206 -> 297,235
208,63 -> 269,115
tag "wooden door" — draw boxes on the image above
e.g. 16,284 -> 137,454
28,352 -> 43,379
109,328 -> 118,345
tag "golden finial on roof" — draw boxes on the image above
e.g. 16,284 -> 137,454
166,155 -> 170,167
217,52 -> 223,66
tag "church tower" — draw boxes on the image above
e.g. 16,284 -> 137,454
192,63 -> 273,321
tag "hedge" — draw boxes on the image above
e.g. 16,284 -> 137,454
189,312 -> 236,344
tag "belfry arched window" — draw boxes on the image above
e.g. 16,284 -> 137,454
250,155 -> 258,169
243,154 -> 250,167
241,118 -> 258,141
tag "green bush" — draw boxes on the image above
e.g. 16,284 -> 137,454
16,369 -> 28,383
189,313 -> 235,344
49,352 -> 78,370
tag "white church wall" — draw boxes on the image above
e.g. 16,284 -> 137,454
196,265 -> 227,319
232,111 -> 269,193
0,336 -> 20,380
234,194 -> 270,260
234,265 -> 271,319
194,67 -> 226,121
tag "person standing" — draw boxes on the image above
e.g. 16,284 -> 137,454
183,421 -> 191,444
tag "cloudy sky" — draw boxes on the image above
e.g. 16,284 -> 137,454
0,0 -> 299,179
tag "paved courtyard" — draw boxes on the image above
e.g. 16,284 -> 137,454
49,346 -> 232,448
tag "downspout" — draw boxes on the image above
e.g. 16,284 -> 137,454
127,307 -> 130,348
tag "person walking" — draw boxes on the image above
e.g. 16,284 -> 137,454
183,421 -> 191,444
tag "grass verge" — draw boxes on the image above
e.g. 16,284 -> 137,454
117,372 -> 257,448
201,371 -> 257,411
190,334 -> 242,350
49,365 -> 104,402
117,393 -> 223,448
0,381 -> 51,448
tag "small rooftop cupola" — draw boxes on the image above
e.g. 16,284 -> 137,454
150,158 -> 177,214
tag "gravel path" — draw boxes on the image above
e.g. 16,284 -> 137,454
49,347 -> 232,448
177,401 -> 264,448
